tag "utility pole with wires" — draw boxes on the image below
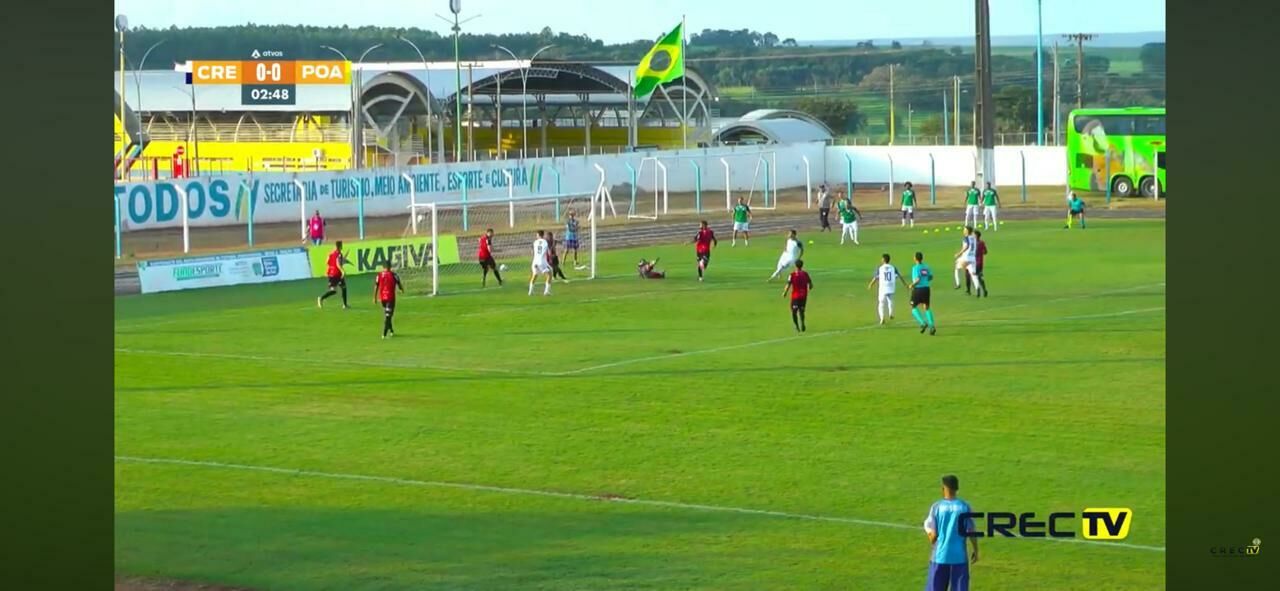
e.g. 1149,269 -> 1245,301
888,64 -> 896,145
1065,33 -> 1096,109
1052,42 -> 1061,145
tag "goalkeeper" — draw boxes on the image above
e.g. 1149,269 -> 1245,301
637,258 -> 666,279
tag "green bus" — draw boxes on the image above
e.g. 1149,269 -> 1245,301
1066,107 -> 1166,197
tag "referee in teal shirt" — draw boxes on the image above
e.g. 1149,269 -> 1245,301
923,474 -> 979,591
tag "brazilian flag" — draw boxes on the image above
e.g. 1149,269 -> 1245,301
633,22 -> 684,99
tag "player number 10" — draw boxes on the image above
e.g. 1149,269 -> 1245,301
256,62 -> 282,82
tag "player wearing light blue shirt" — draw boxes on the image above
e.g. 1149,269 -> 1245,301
1065,193 -> 1088,229
923,474 -> 978,591
909,251 -> 937,335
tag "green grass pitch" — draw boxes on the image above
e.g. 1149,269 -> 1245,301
115,218 -> 1166,590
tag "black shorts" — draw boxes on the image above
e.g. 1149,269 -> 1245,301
551,255 -> 561,267
479,256 -> 497,269
327,276 -> 346,289
1070,209 -> 1084,216
791,296 -> 807,311
381,299 -> 396,315
697,252 -> 711,265
910,287 -> 931,307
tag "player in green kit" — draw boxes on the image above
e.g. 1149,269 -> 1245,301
731,197 -> 752,246
909,251 -> 937,335
981,182 -> 1000,231
901,182 -> 917,227
963,181 -> 980,228
838,196 -> 860,245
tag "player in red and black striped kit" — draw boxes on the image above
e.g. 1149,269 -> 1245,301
478,228 -> 503,287
781,259 -> 813,332
693,220 -> 718,281
374,261 -> 405,338
317,240 -> 349,309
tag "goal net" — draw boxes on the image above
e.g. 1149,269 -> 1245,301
400,191 -> 600,296
627,157 -> 667,220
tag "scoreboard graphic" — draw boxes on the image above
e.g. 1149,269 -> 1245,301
186,54 -> 350,106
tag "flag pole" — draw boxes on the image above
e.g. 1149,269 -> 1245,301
681,15 -> 687,150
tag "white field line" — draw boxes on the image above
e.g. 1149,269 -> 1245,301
113,348 -> 554,377
557,283 -> 1165,376
114,455 -> 1166,553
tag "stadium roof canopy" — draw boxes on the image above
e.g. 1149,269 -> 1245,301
114,60 -> 717,117
712,110 -> 834,145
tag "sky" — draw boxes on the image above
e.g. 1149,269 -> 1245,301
113,0 -> 1165,45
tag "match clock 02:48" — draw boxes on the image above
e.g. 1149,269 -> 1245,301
241,84 -> 296,105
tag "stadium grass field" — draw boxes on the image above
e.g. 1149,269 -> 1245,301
115,217 -> 1165,590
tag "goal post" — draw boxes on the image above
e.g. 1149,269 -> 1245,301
402,193 -> 598,295
402,201 -> 439,296
745,151 -> 778,210
628,156 -> 667,220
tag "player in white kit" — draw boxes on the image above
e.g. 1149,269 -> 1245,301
769,230 -> 805,281
867,253 -> 910,324
953,226 -> 981,294
528,230 -> 553,296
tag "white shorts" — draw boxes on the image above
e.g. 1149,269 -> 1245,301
842,221 -> 857,231
733,221 -> 750,232
901,205 -> 914,213
983,205 -> 997,214
965,205 -> 980,215
878,292 -> 895,303
532,261 -> 552,275
956,257 -> 976,270
777,254 -> 796,269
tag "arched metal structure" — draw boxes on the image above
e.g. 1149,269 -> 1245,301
738,109 -> 835,137
712,119 -> 833,146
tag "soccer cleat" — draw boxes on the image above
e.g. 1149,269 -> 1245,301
317,297 -> 323,308
930,326 -> 937,336
342,304 -> 350,310
920,324 -> 929,334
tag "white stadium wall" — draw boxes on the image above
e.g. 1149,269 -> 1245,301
821,145 -> 1066,188
114,143 -> 1063,232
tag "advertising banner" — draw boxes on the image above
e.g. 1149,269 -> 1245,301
307,235 -> 461,278
137,247 -> 313,294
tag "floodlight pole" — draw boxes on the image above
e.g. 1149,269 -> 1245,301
493,44 -> 555,158
116,14 -> 128,182
438,9 -> 481,162
1036,0 -> 1044,145
320,45 -> 354,167
355,43 -> 384,169
398,36 -> 435,163
132,39 -> 165,126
